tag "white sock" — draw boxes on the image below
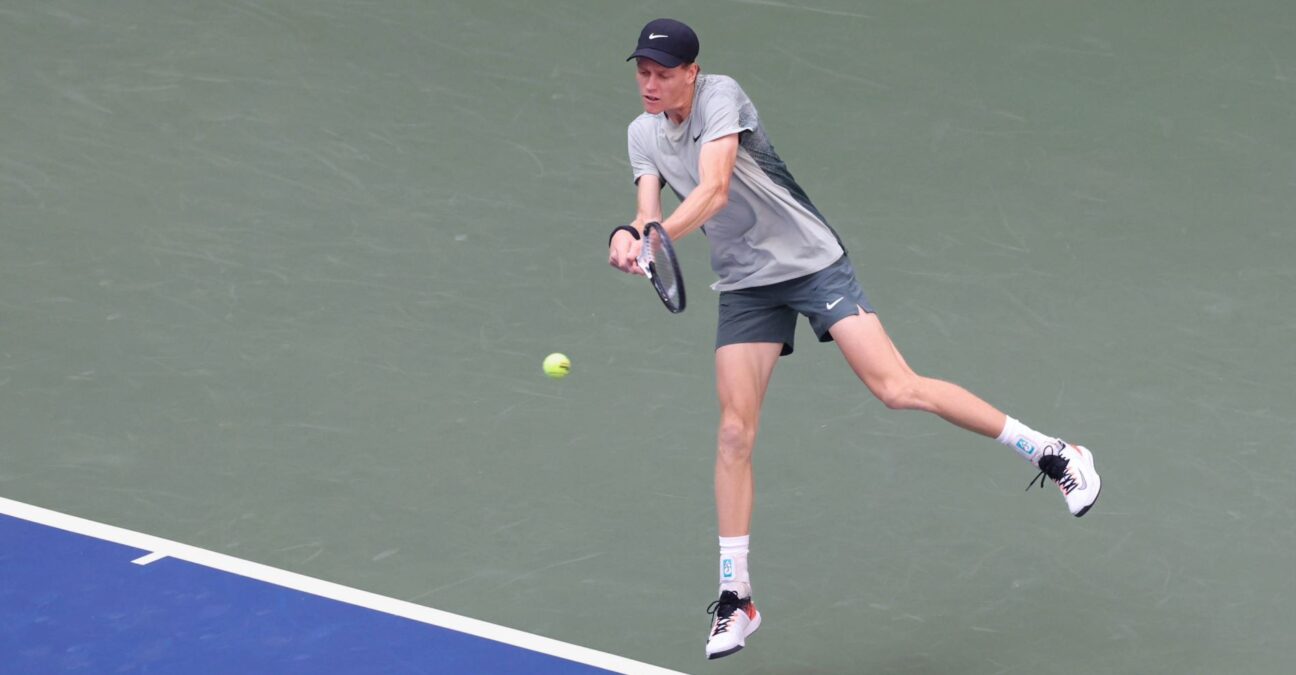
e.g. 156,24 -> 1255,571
997,416 -> 1058,465
718,535 -> 751,597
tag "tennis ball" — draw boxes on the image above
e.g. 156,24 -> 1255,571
542,353 -> 571,379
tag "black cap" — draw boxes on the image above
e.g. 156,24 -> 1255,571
626,18 -> 699,68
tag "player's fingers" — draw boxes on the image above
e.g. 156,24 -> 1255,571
610,246 -> 638,275
630,243 -> 647,275
610,245 -> 631,270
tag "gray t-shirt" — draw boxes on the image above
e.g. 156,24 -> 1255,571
627,74 -> 845,291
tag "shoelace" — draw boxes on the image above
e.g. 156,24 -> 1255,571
1028,454 -> 1078,494
706,591 -> 743,636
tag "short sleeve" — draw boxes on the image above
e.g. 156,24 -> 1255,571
696,77 -> 755,145
627,117 -> 659,184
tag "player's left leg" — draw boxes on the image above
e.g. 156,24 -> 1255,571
829,310 -> 1004,433
828,309 -> 1101,516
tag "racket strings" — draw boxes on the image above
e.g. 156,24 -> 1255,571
647,232 -> 680,302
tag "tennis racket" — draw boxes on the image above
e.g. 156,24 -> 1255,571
637,221 -> 686,313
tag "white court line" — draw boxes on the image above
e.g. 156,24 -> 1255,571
130,551 -> 168,566
0,496 -> 684,675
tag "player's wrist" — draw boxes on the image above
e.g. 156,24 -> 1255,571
608,224 -> 641,246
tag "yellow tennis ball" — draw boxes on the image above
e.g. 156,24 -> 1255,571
543,353 -> 571,379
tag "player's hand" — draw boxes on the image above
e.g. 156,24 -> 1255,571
608,228 -> 646,276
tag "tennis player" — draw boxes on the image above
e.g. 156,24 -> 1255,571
607,18 -> 1102,660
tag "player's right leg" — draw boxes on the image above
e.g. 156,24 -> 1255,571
707,341 -> 781,659
714,342 -> 782,540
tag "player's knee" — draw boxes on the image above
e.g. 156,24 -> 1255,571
717,417 -> 755,464
872,376 -> 925,411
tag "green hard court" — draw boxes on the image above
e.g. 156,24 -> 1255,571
3,1 -> 1294,672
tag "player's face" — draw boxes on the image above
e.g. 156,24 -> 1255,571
635,58 -> 697,118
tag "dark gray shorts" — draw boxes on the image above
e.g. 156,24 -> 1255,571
716,255 -> 875,356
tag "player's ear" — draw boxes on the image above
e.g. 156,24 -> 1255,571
684,62 -> 700,83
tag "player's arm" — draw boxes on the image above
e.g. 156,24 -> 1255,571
659,133 -> 739,241
609,173 -> 664,275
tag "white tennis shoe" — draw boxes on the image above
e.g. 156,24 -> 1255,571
705,590 -> 761,659
1029,441 -> 1101,517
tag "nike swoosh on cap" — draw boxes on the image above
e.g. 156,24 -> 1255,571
648,33 -> 668,39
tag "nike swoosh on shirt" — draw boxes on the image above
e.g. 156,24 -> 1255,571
693,132 -> 702,142
826,297 -> 844,310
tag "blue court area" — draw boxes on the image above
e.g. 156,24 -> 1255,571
0,513 -> 613,674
